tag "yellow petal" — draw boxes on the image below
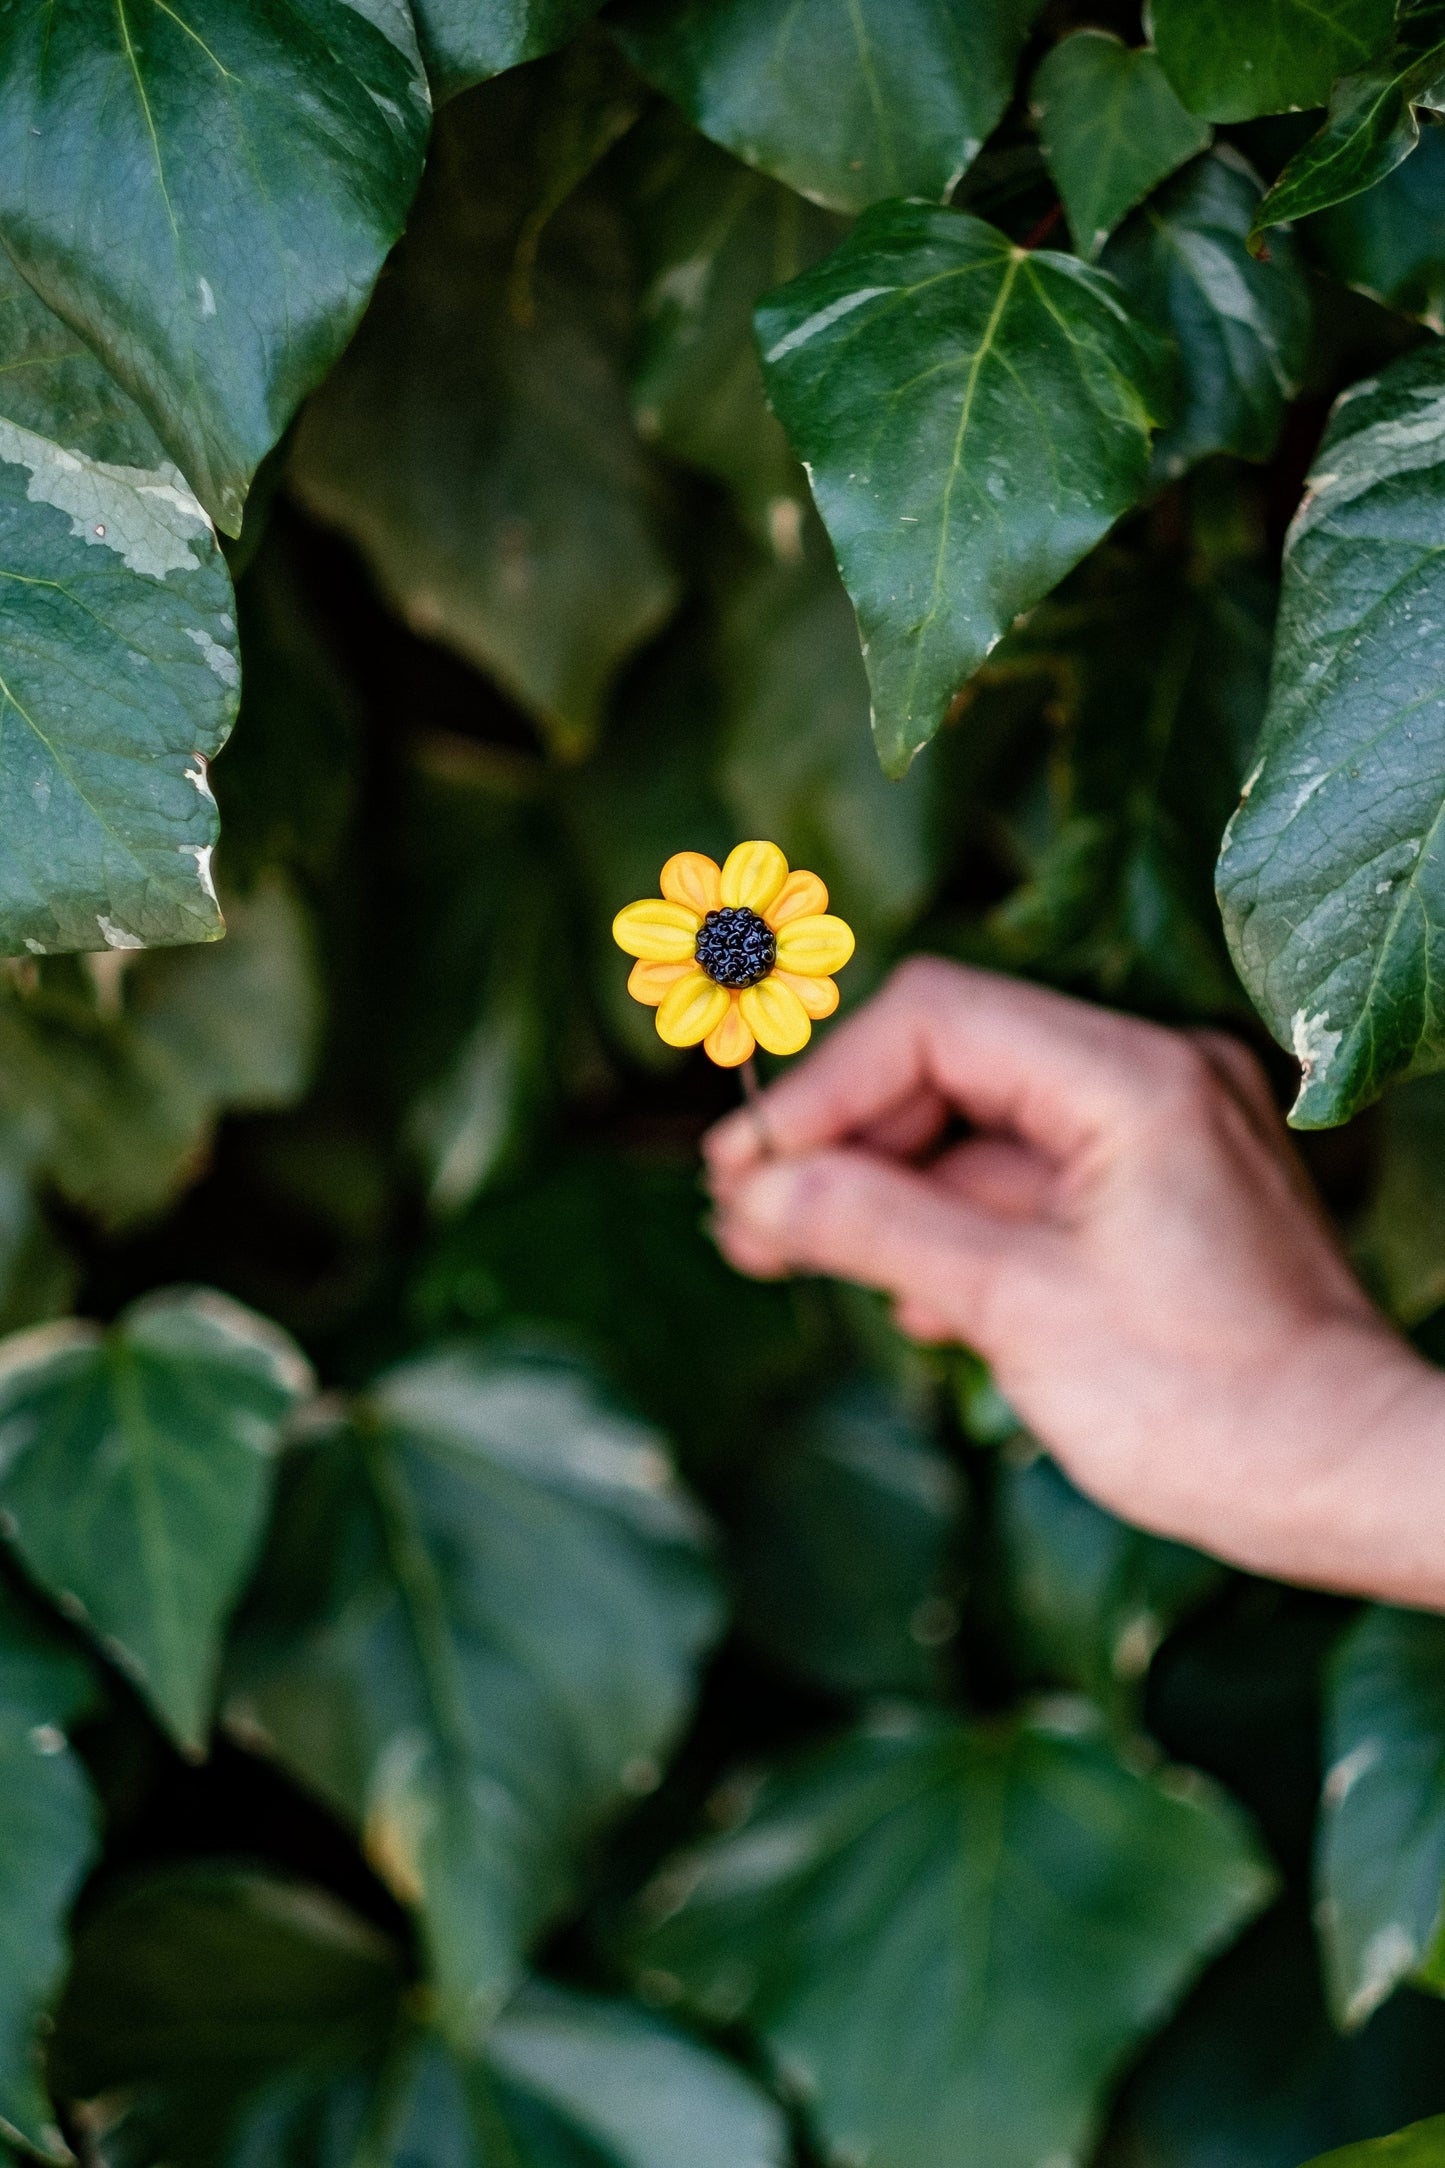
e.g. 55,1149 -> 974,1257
775,968 -> 838,1020
656,970 -> 730,1048
661,851 -> 722,915
612,898 -> 701,962
704,995 -> 756,1068
628,959 -> 691,1008
766,869 -> 828,929
775,913 -> 855,977
720,840 -> 789,914
739,977 -> 811,1057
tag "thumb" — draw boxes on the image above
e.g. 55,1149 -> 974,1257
713,1146 -> 1047,1351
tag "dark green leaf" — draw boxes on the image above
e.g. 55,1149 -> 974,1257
0,0 -> 431,534
0,251 -> 165,468
1317,1607 -> 1445,2028
0,1289 -> 312,1751
411,0 -> 610,101
1216,340 -> 1445,1126
290,69 -> 677,757
629,1709 -> 1272,2168
611,0 -> 1044,214
730,1378 -> 963,1699
1254,13 -> 1445,236
998,1447 -> 1222,1713
1298,2117 -> 1445,2165
757,204 -> 1172,774
1105,151 -> 1311,477
715,519 -> 941,939
622,120 -> 845,542
1032,32 -> 1211,259
228,1345 -> 721,2035
0,421 -> 238,958
1357,1074 -> 1445,1322
1305,126 -> 1445,331
1150,0 -> 1397,123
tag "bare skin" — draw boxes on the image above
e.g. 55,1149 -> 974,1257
704,957 -> 1445,1610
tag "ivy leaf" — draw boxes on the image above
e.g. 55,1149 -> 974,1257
0,1289 -> 313,1753
756,205 -> 1173,774
1150,0 -> 1397,123
1104,150 -> 1311,478
1317,1606 -> 1445,2029
628,1709 -> 1273,2168
1253,7 -> 1445,236
411,0 -> 609,100
1032,32 -> 1211,259
611,0 -> 1045,213
622,119 -> 845,544
0,1579 -> 97,2158
0,420 -> 238,959
1216,340 -> 1445,1127
1298,2120 -> 1445,2166
0,0 -> 431,536
227,1345 -> 721,2037
291,69 -> 677,757
0,251 -> 165,468
1305,125 -> 1445,331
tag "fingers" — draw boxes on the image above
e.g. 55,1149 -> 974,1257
710,1144 -> 1055,1353
851,1081 -> 953,1163
929,1135 -> 1057,1221
1188,1029 -> 1282,1135
703,956 -> 1191,1189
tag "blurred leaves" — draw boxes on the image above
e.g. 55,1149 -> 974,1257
414,0 -> 610,100
628,1707 -> 1273,2168
1305,126 -> 1445,329
1150,0 -> 1397,123
1298,2116 -> 1445,2165
612,0 -> 1044,213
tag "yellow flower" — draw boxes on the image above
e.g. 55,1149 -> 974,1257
612,843 -> 855,1068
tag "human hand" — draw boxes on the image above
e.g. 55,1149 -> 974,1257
704,959 -> 1445,1607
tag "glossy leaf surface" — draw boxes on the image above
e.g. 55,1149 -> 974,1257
1306,126 -> 1445,330
0,251 -> 165,468
291,67 -> 677,756
229,1345 -> 721,2035
1033,32 -> 1211,259
1255,13 -> 1445,235
413,0 -> 609,99
1217,340 -> 1445,1125
0,1580 -> 96,2156
0,0 -> 431,535
1317,1607 -> 1445,2028
630,1709 -> 1272,2168
611,0 -> 1043,213
0,422 -> 238,958
0,1290 -> 312,1751
757,204 -> 1172,773
1150,0 -> 1397,122
1105,150 -> 1311,477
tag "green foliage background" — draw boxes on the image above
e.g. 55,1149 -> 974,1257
7,1 -> 1445,2164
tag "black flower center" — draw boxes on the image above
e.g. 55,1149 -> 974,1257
695,906 -> 776,990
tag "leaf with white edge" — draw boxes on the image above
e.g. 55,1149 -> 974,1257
1317,1606 -> 1445,2030
0,251 -> 166,469
0,0 -> 432,536
611,0 -> 1046,214
291,69 -> 678,757
1105,149 -> 1311,478
0,1290 -> 313,1753
628,1709 -> 1273,2168
489,1981 -> 791,2168
0,1577 -> 97,2158
756,204 -> 1173,774
227,1344 -> 721,2039
1253,7 -> 1445,237
1298,2117 -> 1445,2166
0,419 -> 238,958
1150,0 -> 1397,122
1032,32 -> 1211,259
412,0 -> 610,99
1217,339 -> 1445,1126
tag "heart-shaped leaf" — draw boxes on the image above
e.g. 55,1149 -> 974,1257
0,0 -> 431,534
1150,0 -> 1397,122
413,0 -> 610,98
1217,339 -> 1445,1126
611,0 -> 1044,213
0,1289 -> 313,1752
628,1708 -> 1272,2168
1032,32 -> 1211,259
756,204 -> 1173,773
227,1345 -> 721,2038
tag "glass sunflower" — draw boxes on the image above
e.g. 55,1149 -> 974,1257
612,842 -> 855,1068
